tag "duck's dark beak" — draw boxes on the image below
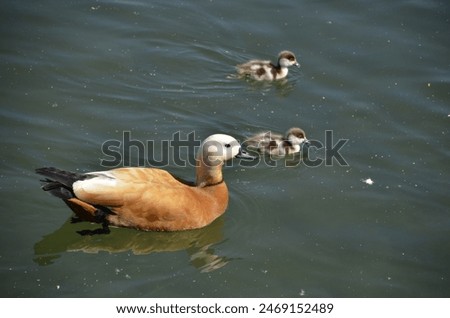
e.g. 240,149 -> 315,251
236,148 -> 257,160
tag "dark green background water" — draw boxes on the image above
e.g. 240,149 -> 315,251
1,0 -> 449,297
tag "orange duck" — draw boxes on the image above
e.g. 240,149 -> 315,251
36,134 -> 253,234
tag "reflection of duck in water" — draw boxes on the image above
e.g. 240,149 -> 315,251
245,127 -> 309,157
36,134 -> 253,234
236,51 -> 299,81
34,217 -> 230,273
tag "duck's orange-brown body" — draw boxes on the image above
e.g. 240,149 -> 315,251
65,168 -> 229,231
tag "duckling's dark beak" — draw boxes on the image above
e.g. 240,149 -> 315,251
295,62 -> 300,68
236,148 -> 256,160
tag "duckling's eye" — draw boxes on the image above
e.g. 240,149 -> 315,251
224,143 -> 231,148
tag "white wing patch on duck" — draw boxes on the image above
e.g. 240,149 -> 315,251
73,171 -> 118,195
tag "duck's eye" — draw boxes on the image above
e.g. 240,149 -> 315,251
225,143 -> 231,148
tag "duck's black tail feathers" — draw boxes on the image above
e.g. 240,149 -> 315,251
36,167 -> 90,200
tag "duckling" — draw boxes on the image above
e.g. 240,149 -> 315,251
245,127 -> 308,156
36,134 -> 254,233
236,51 -> 299,81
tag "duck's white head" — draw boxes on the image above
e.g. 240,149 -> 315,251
278,51 -> 300,68
286,127 -> 308,145
198,134 -> 254,167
